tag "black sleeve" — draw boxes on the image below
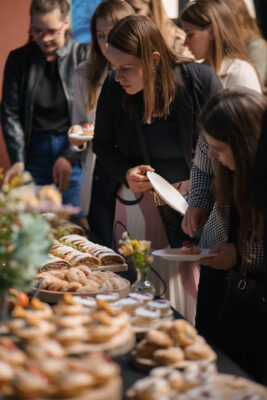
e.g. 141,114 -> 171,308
1,51 -> 25,163
93,74 -> 132,186
250,109 -> 267,217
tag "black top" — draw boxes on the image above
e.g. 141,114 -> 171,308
130,91 -> 188,183
93,62 -> 222,194
32,59 -> 69,132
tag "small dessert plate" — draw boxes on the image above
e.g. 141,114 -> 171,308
152,248 -> 215,262
69,132 -> 94,141
146,171 -> 188,215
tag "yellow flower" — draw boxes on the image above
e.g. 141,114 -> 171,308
118,243 -> 134,256
139,240 -> 151,252
0,168 -> 4,181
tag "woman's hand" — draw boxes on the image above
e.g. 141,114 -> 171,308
181,207 -> 208,238
126,165 -> 154,193
67,124 -> 84,147
201,243 -> 237,271
3,162 -> 25,184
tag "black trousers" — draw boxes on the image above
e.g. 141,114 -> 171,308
215,280 -> 267,384
195,266 -> 228,341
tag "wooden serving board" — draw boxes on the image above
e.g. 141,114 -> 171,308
98,263 -> 128,273
0,376 -> 122,400
66,327 -> 136,358
33,278 -> 130,303
131,349 -> 217,372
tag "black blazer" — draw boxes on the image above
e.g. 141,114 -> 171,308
93,62 -> 222,195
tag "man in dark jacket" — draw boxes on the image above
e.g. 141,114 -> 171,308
1,0 -> 88,214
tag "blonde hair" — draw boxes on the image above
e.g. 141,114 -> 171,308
181,0 -> 250,75
223,0 -> 264,45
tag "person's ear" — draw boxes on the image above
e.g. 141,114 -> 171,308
64,16 -> 70,29
207,24 -> 214,40
152,51 -> 160,67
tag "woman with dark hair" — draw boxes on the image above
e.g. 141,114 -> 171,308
68,0 -> 135,245
93,15 -> 222,312
1,0 -> 88,221
193,88 -> 267,382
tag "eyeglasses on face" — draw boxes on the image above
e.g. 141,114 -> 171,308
30,20 -> 66,39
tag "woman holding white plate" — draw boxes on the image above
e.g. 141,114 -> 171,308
93,15 -> 222,319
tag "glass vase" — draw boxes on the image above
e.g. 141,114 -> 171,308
131,267 -> 156,297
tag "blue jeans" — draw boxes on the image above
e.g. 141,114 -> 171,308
26,131 -> 84,217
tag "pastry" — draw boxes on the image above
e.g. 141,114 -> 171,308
55,325 -> 87,346
82,122 -> 94,136
147,299 -> 171,316
40,254 -> 71,272
169,319 -> 197,347
181,362 -> 217,392
118,297 -> 142,314
146,330 -> 175,348
13,367 -> 53,398
136,340 -> 161,358
184,341 -> 214,360
0,339 -> 26,366
150,367 -> 184,391
0,361 -> 14,383
96,292 -> 119,303
130,376 -> 170,400
60,234 -> 125,265
74,296 -> 97,311
134,307 -> 161,326
55,370 -> 95,397
65,267 -> 88,285
26,339 -> 66,359
80,353 -> 120,385
178,241 -> 201,255
153,347 -> 185,364
129,292 -> 154,304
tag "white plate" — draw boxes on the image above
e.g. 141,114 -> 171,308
152,248 -> 215,262
146,171 -> 188,215
69,132 -> 94,141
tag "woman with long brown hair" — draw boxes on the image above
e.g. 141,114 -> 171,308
180,0 -> 262,91
223,0 -> 267,84
93,14 -> 222,314
68,0 -> 135,244
192,88 -> 267,382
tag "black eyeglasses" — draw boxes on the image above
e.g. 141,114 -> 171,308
30,20 -> 66,39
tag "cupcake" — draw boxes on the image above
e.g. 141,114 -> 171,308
118,297 -> 142,315
82,123 -> 94,136
147,299 -> 171,317
134,307 -> 161,326
129,292 -> 154,304
96,293 -> 119,303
